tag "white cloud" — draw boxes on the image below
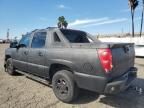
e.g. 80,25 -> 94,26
57,4 -> 70,9
69,17 -> 109,27
58,4 -> 65,8
69,18 -> 128,28
83,18 -> 128,27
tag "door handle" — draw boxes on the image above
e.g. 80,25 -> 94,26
24,51 -> 28,55
38,52 -> 43,56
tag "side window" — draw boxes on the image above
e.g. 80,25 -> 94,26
19,35 -> 30,47
31,32 -> 46,48
53,32 -> 61,42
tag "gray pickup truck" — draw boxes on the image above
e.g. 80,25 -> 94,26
4,27 -> 137,103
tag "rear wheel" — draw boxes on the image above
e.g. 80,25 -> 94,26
6,58 -> 16,75
52,70 -> 79,103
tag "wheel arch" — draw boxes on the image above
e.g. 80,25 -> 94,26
49,63 -> 74,81
4,55 -> 11,68
5,55 -> 11,61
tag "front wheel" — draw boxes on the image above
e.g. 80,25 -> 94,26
6,58 -> 16,75
52,70 -> 79,103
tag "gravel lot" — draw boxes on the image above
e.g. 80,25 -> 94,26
0,44 -> 144,108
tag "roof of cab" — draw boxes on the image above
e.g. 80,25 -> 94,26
25,27 -> 84,35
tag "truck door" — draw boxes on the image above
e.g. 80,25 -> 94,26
13,35 -> 31,72
27,32 -> 47,77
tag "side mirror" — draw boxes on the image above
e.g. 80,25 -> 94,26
10,41 -> 18,48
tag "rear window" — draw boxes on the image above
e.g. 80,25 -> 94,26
60,29 -> 93,43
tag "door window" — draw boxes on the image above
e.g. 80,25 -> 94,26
19,35 -> 31,47
31,32 -> 46,48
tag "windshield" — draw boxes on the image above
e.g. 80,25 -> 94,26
60,29 -> 94,43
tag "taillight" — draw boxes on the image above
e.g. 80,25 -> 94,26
98,48 -> 113,73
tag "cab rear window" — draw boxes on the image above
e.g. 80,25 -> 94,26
60,29 -> 93,43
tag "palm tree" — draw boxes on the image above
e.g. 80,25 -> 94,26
57,16 -> 68,29
140,0 -> 144,37
128,0 -> 139,37
63,20 -> 68,29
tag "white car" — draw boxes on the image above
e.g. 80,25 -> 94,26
0,39 -> 3,43
135,45 -> 144,57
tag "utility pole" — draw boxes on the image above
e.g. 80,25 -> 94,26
140,0 -> 144,37
121,28 -> 124,37
7,29 -> 10,41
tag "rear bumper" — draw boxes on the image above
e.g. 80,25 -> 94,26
104,67 -> 137,94
74,67 -> 137,94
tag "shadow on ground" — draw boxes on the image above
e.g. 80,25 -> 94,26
99,78 -> 144,108
72,89 -> 100,104
136,56 -> 144,59
72,78 -> 144,108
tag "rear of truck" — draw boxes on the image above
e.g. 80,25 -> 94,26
60,29 -> 137,94
98,43 -> 137,94
73,43 -> 137,94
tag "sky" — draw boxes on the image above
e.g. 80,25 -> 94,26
0,0 -> 143,39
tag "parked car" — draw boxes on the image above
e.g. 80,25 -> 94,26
3,40 -> 6,43
135,45 -> 144,57
0,39 -> 3,43
4,27 -> 137,103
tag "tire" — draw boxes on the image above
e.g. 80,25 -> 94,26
6,58 -> 16,75
52,70 -> 79,103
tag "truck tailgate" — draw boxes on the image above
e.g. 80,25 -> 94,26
110,43 -> 135,78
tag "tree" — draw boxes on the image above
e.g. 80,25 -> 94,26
57,16 -> 68,29
128,0 -> 139,37
63,20 -> 68,29
140,0 -> 144,37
